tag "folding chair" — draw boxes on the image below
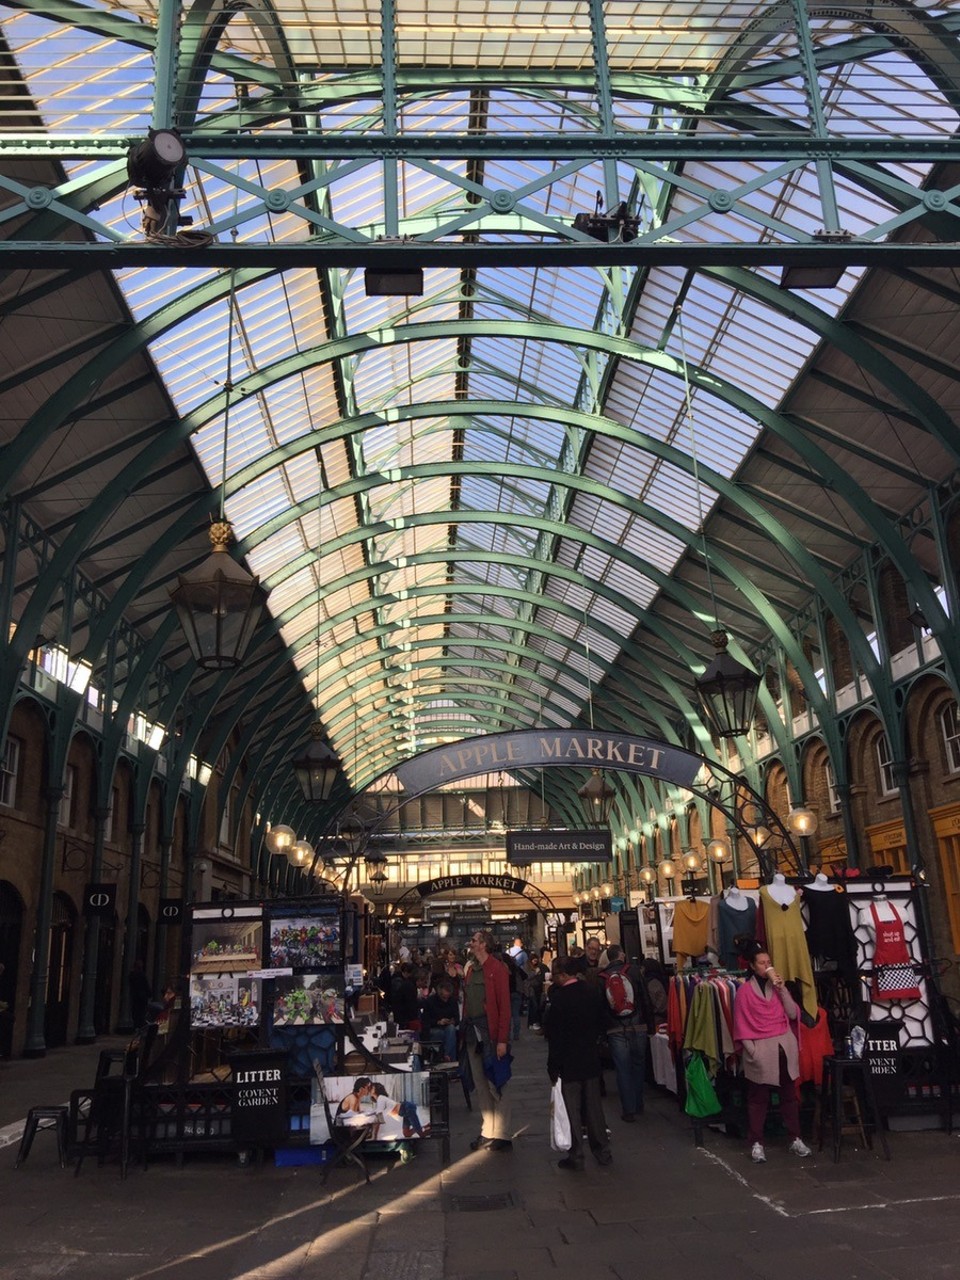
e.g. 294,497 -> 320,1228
317,1073 -> 375,1183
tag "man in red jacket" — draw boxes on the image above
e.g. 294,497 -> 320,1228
463,930 -> 512,1151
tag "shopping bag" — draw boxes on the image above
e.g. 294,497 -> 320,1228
549,1078 -> 572,1151
683,1052 -> 722,1119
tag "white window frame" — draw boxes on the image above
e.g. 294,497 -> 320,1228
0,736 -> 21,808
824,759 -> 841,814
938,701 -> 960,774
59,763 -> 77,829
876,732 -> 898,797
103,786 -> 119,843
219,787 -> 233,850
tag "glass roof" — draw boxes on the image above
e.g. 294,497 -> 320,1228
2,0 -> 956,793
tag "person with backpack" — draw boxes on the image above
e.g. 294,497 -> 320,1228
599,944 -> 654,1122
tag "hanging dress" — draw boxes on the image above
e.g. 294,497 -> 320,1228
716,896 -> 757,969
758,886 -> 817,1019
803,886 -> 857,984
672,899 -> 711,967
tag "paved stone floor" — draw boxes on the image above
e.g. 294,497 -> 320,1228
1,1031 -> 959,1280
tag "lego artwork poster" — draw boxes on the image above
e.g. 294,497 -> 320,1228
189,975 -> 261,1028
272,974 -> 345,1026
190,915 -> 263,975
268,914 -> 340,970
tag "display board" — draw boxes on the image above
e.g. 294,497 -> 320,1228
185,899 -> 348,1068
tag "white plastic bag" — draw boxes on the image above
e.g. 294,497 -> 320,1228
550,1078 -> 571,1151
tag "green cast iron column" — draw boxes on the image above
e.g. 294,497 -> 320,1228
24,790 -> 64,1056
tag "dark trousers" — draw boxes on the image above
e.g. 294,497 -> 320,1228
561,1075 -> 609,1165
746,1048 -> 800,1145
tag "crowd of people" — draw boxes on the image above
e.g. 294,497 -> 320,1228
375,930 -> 670,1168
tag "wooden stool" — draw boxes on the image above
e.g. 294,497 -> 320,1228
15,1105 -> 69,1168
818,1056 -> 891,1163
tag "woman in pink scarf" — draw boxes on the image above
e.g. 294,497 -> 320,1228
733,942 -> 812,1164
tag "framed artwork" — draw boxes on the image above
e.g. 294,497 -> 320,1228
272,974 -> 345,1026
268,912 -> 340,970
190,907 -> 263,975
189,975 -> 261,1028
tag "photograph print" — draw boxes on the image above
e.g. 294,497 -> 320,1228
273,974 -> 345,1027
310,1071 -> 431,1144
190,912 -> 263,975
189,975 -> 261,1028
268,912 -> 340,970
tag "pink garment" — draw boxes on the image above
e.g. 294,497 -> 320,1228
733,976 -> 800,1085
733,978 -> 789,1051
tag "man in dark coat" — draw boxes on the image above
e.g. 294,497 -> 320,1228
544,954 -> 612,1170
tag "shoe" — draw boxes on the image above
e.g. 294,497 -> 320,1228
530,1024 -> 541,1031
470,1136 -> 491,1151
557,1156 -> 584,1171
789,1138 -> 812,1158
620,1112 -> 636,1123
750,1142 -> 766,1163
489,1138 -> 513,1152
595,1151 -> 613,1166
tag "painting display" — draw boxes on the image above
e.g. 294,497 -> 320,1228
268,913 -> 340,970
310,1071 -> 432,1144
188,907 -> 264,1029
189,975 -> 261,1028
191,909 -> 263,975
273,974 -> 345,1026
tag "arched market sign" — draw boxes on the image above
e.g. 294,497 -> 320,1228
384,729 -> 802,878
393,729 -> 700,796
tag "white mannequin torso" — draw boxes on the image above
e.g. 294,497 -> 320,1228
765,874 -> 796,907
724,886 -> 750,912
807,873 -> 832,892
860,894 -> 897,925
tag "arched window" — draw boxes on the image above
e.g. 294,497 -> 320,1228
824,759 -> 840,814
0,737 -> 21,807
875,732 -> 897,797
938,700 -> 960,775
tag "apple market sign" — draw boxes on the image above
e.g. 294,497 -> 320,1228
393,730 -> 702,798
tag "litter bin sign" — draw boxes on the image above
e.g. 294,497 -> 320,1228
229,1050 -> 288,1146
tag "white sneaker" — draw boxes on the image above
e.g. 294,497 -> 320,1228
750,1142 -> 766,1163
789,1138 -> 812,1158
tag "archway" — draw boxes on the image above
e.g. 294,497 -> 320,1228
385,872 -> 569,959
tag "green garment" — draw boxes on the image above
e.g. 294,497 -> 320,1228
683,982 -> 720,1074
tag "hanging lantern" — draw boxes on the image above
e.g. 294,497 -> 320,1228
293,726 -> 341,803
170,521 -> 266,670
694,630 -> 761,739
365,851 -> 389,898
577,768 -> 616,824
